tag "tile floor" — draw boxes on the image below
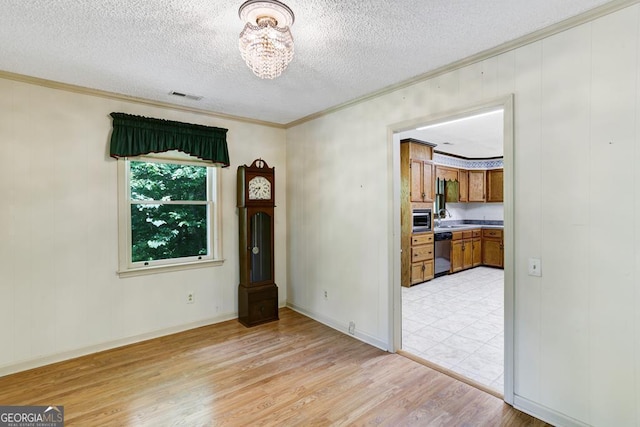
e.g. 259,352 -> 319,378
402,266 -> 504,393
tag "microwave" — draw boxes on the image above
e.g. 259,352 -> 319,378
412,209 -> 432,233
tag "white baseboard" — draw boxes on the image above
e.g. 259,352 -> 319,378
514,395 -> 590,427
286,303 -> 389,351
0,312 -> 238,377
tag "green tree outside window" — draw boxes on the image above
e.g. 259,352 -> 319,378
129,161 -> 209,262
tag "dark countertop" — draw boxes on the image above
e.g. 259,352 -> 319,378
433,221 -> 503,233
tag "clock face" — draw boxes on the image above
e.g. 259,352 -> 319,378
248,176 -> 272,200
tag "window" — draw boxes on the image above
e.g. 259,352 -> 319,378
117,155 -> 223,276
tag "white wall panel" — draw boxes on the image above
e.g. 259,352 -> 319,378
539,21 -> 592,419
287,3 -> 640,426
482,56 -> 500,100
513,40 -> 543,402
497,50 -> 516,95
636,10 -> 640,422
588,8 -> 638,426
459,61 -> 484,105
0,89 -> 15,366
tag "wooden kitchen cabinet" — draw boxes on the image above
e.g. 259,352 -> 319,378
458,169 -> 468,202
410,233 -> 434,285
482,228 -> 504,268
468,170 -> 486,202
450,229 -> 480,273
410,159 -> 434,203
462,230 -> 477,270
486,169 -> 503,202
435,165 -> 458,182
401,139 -> 435,204
400,139 -> 436,287
451,237 -> 463,273
472,229 -> 482,267
411,259 -> 434,285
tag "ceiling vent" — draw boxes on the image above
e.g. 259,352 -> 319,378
169,91 -> 203,101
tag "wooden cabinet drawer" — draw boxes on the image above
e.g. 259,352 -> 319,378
452,231 -> 463,241
412,245 -> 434,261
411,233 -> 433,245
462,230 -> 474,239
482,229 -> 503,239
472,229 -> 481,238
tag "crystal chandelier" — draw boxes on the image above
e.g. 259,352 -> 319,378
238,0 -> 295,79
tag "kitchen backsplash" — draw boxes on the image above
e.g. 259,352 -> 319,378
445,202 -> 504,221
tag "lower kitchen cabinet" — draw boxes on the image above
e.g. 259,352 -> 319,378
482,229 -> 504,268
472,231 -> 482,267
410,232 -> 434,285
411,259 -> 434,285
451,229 -> 481,273
451,238 -> 463,273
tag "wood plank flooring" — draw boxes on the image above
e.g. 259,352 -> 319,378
0,308 -> 549,426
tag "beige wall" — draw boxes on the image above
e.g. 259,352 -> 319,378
0,78 -> 287,375
286,5 -> 640,426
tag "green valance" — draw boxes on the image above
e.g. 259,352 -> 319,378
109,113 -> 230,167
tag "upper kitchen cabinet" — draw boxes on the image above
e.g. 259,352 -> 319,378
401,139 -> 436,204
435,165 -> 459,203
486,169 -> 504,202
468,170 -> 486,202
458,169 -> 468,202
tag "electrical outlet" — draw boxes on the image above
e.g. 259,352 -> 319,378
187,292 -> 195,304
348,321 -> 355,335
528,258 -> 542,277
323,290 -> 328,300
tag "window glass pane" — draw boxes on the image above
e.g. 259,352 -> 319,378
130,161 -> 207,201
131,204 -> 208,262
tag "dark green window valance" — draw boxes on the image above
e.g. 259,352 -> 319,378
109,113 -> 230,167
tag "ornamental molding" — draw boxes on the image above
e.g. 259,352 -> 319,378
434,153 -> 503,170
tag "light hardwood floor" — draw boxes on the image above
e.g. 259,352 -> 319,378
0,308 -> 548,426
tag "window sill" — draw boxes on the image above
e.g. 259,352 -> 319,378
117,259 -> 225,278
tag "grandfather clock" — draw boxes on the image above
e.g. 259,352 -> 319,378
237,159 -> 278,327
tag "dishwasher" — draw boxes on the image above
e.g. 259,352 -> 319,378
434,232 -> 452,277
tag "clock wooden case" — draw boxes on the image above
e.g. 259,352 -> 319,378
237,158 -> 278,327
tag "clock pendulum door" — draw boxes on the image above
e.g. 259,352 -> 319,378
237,159 -> 278,327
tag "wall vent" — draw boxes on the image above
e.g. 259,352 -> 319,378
169,91 -> 203,101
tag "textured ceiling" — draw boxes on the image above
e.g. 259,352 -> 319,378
0,0 -> 614,125
400,110 -> 504,159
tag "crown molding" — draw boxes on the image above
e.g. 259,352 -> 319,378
285,0 -> 639,128
0,70 -> 286,129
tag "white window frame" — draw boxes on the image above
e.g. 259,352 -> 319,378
117,152 -> 224,277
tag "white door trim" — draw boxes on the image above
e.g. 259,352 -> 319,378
388,94 -> 515,405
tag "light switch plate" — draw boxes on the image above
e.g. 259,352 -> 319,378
528,258 -> 542,277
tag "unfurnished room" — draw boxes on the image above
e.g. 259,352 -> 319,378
1,1 -> 639,426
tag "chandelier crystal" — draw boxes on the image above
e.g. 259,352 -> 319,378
238,0 -> 295,80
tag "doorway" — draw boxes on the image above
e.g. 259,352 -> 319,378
390,95 -> 514,403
